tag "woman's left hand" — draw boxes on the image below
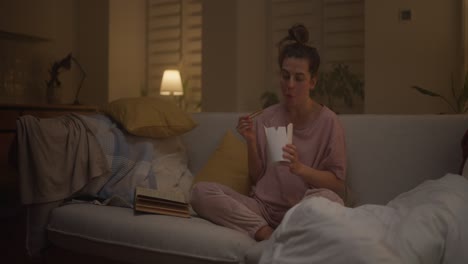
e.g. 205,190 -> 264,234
282,144 -> 305,176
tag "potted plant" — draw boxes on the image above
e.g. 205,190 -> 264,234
411,73 -> 468,114
260,90 -> 280,109
45,53 -> 72,104
311,63 -> 364,112
45,53 -> 86,104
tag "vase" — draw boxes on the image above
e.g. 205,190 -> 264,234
46,84 -> 64,104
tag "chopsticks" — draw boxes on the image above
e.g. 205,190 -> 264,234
248,109 -> 263,119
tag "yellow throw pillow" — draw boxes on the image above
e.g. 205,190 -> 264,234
102,96 -> 197,138
193,130 -> 251,195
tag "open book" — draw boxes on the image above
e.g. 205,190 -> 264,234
134,187 -> 190,218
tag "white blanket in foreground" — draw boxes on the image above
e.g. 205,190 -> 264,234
259,174 -> 468,264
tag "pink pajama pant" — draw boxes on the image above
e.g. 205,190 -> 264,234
190,182 -> 344,239
190,182 -> 268,238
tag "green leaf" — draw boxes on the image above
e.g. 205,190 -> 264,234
343,89 -> 353,107
410,86 -> 443,97
459,72 -> 468,112
260,91 -> 279,109
411,85 -> 458,113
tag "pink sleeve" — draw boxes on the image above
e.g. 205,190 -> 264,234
319,119 -> 347,181
253,115 -> 267,182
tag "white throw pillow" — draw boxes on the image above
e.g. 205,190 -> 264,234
149,136 -> 194,201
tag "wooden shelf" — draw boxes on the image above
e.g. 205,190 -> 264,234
0,30 -> 50,42
0,103 -> 98,111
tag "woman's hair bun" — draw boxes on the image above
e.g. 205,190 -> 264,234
288,24 -> 309,44
277,23 -> 320,76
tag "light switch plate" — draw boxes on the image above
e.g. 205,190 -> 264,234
399,9 -> 412,22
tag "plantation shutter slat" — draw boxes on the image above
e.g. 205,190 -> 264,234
147,0 -> 202,111
269,0 -> 364,113
322,0 -> 364,74
270,0 -> 364,70
269,0 -> 323,97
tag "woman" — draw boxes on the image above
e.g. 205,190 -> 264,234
190,24 -> 347,241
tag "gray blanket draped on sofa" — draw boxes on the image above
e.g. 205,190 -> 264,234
16,113 -> 110,204
16,113 -> 110,258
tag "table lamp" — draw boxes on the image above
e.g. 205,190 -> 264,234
160,69 -> 183,96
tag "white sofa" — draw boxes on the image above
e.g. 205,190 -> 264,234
45,112 -> 468,264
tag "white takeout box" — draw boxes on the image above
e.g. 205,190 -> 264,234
264,123 -> 293,163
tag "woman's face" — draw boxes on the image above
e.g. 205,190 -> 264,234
280,57 -> 316,108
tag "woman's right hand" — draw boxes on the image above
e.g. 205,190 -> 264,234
237,115 -> 256,142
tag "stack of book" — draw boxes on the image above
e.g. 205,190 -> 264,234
134,187 -> 190,218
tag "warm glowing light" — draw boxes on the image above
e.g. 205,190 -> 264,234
160,69 -> 183,96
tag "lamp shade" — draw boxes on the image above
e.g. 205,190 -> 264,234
160,69 -> 183,96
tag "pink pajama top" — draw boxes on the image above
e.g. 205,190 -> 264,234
251,103 -> 347,227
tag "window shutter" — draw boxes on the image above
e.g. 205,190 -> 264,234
269,0 -> 324,91
269,0 -> 364,112
322,0 -> 365,74
147,0 -> 202,111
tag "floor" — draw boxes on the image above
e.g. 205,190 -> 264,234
0,204 -> 34,264
0,192 -> 130,264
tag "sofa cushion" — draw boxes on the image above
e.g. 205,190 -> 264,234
102,97 -> 197,139
339,115 -> 468,205
47,203 -> 256,264
183,113 -> 242,175
193,130 -> 250,195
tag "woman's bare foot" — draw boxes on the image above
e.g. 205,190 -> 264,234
254,225 -> 273,241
